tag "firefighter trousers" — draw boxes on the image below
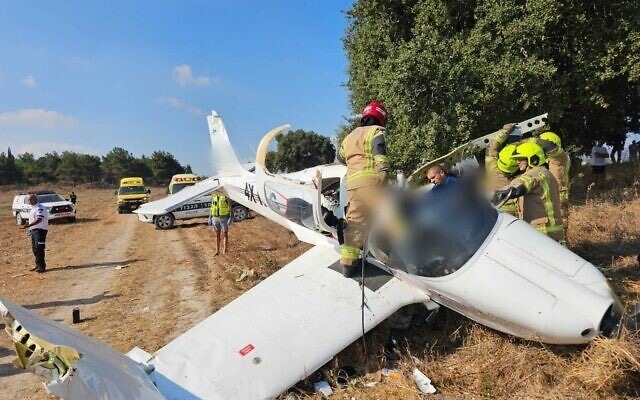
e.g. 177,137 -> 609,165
341,185 -> 385,267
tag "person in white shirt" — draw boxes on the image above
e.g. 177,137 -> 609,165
20,194 -> 49,273
590,140 -> 609,185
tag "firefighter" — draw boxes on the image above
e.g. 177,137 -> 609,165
538,131 -> 570,232
491,142 -> 565,243
485,123 -> 520,216
336,101 -> 389,277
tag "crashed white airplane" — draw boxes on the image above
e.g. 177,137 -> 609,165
0,110 -> 624,399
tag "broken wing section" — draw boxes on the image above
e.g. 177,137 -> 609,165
0,296 -> 163,400
148,245 -> 430,400
134,177 -> 222,216
407,113 -> 548,185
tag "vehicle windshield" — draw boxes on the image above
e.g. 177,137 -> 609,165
118,186 -> 147,195
170,183 -> 194,195
380,180 -> 497,278
37,194 -> 65,203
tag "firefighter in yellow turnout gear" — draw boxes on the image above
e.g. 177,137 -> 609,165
539,131 -> 570,232
491,142 -> 565,244
485,123 -> 520,216
210,192 -> 230,255
337,101 -> 389,277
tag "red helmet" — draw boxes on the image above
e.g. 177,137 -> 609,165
361,101 -> 388,127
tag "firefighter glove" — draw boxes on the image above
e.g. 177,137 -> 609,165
491,187 -> 517,207
502,123 -> 517,133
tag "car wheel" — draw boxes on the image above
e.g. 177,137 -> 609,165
232,205 -> 248,222
16,213 -> 24,226
67,217 -> 76,223
155,213 -> 175,230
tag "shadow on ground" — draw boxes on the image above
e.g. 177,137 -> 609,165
23,292 -> 120,310
47,259 -> 144,271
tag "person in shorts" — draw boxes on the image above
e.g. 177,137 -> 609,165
210,192 -> 230,255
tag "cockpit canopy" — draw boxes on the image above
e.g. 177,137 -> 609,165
372,180 -> 497,278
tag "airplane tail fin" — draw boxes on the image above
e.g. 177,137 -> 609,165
207,110 -> 244,176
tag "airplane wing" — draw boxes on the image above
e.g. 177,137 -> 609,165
0,296 -> 164,400
134,177 -> 222,216
2,246 -> 430,400
147,244 -> 430,399
407,113 -> 548,185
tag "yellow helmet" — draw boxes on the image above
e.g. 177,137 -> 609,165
511,142 -> 547,167
540,131 -> 562,149
497,144 -> 519,174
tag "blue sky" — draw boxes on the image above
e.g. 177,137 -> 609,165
0,1 -> 354,175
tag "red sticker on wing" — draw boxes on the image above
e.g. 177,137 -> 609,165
239,344 -> 255,356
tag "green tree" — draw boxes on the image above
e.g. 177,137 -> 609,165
148,150 -> 184,185
0,148 -> 21,184
55,151 -> 103,184
131,156 -> 153,183
101,147 -> 136,184
56,151 -> 82,184
36,152 -> 61,183
16,153 -> 39,184
266,129 -> 336,172
77,154 -> 102,183
344,0 -> 640,172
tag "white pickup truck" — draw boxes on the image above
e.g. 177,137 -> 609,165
12,190 -> 77,225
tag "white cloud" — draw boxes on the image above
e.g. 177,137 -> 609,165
67,56 -> 93,68
0,108 -> 77,128
17,141 -> 101,156
172,64 -> 216,87
22,75 -> 37,87
157,96 -> 203,115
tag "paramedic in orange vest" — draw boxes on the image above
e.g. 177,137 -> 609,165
336,101 -> 390,277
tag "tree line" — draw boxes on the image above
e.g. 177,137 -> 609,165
0,147 -> 192,186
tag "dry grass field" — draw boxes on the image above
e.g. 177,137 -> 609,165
1,163 -> 639,400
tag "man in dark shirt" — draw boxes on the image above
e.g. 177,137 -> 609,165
426,165 -> 457,191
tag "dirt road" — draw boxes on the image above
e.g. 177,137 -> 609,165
0,187 -> 308,399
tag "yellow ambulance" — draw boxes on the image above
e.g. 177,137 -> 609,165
117,177 -> 150,213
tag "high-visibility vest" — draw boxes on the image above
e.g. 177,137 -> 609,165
210,194 -> 230,217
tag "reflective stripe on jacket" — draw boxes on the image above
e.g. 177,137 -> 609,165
337,125 -> 389,190
210,194 -> 230,217
485,128 -> 517,215
525,138 -> 570,206
547,149 -> 570,205
510,166 -> 563,235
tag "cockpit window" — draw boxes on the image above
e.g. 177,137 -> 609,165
385,180 -> 497,277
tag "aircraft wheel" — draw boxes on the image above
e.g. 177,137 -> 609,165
155,213 -> 175,230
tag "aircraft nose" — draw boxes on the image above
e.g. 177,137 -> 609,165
599,303 -> 624,338
541,299 -> 618,344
